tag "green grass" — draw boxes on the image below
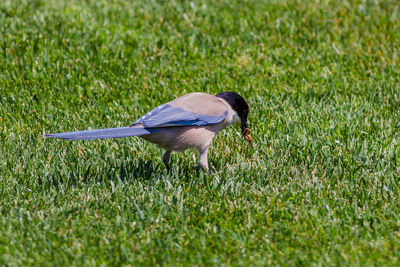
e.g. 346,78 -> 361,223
1,0 -> 400,265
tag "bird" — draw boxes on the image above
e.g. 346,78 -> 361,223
45,92 -> 253,170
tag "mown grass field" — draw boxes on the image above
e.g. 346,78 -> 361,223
1,0 -> 400,265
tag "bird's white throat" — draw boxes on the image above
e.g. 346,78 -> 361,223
232,112 -> 241,124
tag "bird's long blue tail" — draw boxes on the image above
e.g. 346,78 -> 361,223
44,127 -> 157,140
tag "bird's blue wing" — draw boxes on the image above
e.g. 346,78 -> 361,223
133,104 -> 228,128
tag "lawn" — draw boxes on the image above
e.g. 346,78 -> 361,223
1,0 -> 400,265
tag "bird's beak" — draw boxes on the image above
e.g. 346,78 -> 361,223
241,123 -> 253,143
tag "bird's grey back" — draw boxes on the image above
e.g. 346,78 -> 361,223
167,93 -> 229,116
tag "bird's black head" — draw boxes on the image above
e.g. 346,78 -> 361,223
216,92 -> 253,142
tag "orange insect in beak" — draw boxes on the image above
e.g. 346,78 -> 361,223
243,127 -> 253,143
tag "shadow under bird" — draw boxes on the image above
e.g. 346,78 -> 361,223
45,92 -> 253,170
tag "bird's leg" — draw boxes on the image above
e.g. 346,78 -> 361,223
199,146 -> 210,170
162,150 -> 171,170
